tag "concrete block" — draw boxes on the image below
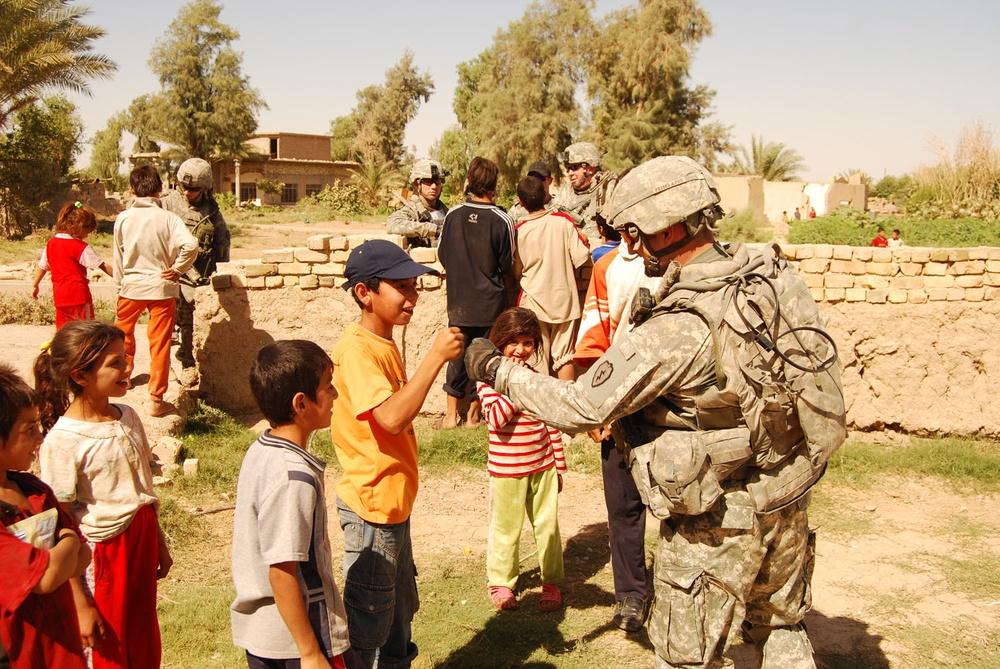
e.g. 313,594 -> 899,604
814,245 -> 834,259
801,273 -> 824,288
183,458 -> 200,477
318,277 -> 336,288
899,262 -> 922,277
264,275 -> 283,288
922,262 -> 948,276
824,288 -> 845,302
794,246 -> 814,259
409,247 -> 437,263
299,274 -> 319,289
261,248 -> 296,263
909,248 -> 931,262
230,274 -> 247,289
330,236 -> 349,251
985,273 -> 1000,287
986,287 -> 1000,301
214,261 -> 242,275
986,260 -> 1000,273
871,249 -> 893,263
211,274 -> 232,290
946,288 -> 965,301
845,287 -> 867,302
907,289 -> 928,304
277,262 -> 310,276
153,436 -> 183,465
965,288 -> 985,302
949,260 -> 985,275
247,276 -> 266,289
242,263 -> 278,277
948,249 -> 970,262
852,247 -> 873,261
866,289 -> 888,304
809,287 -> 824,302
798,258 -> 830,274
294,249 -> 330,263
153,476 -> 173,487
422,275 -> 442,289
283,275 -> 299,286
956,275 -> 984,288
866,262 -> 898,276
824,274 -> 854,289
927,288 -> 948,301
889,276 -> 923,290
929,249 -> 950,262
832,246 -> 853,260
887,289 -> 908,304
968,247 -> 989,260
858,276 -> 889,290
331,250 -> 351,262
829,260 -> 854,274
849,259 -> 868,275
311,263 -> 338,276
331,262 -> 346,276
988,248 -> 1000,260
891,248 -> 912,262
307,234 -> 333,251
347,235 -> 370,249
923,275 -> 955,288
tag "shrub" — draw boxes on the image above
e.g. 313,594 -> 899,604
788,207 -> 1000,247
214,191 -> 235,211
716,207 -> 773,244
298,181 -> 370,216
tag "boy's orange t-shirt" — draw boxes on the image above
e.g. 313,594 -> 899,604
330,322 -> 419,525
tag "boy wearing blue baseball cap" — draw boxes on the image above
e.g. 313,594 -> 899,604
331,240 -> 464,668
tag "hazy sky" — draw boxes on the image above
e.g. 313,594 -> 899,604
66,0 -> 1000,182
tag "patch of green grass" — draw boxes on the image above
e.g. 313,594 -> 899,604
175,402 -> 256,495
892,624 -> 1000,669
416,423 -> 489,469
934,551 -> 1000,602
807,484 -> 879,538
562,437 -> 601,476
0,294 -> 55,325
823,438 -> 1000,493
158,582 -> 243,668
0,231 -> 113,265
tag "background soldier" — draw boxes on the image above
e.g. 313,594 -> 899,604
551,142 -> 616,242
161,157 -> 231,368
387,158 -> 450,247
466,156 -> 845,669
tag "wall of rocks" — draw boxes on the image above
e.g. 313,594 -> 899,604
194,238 -> 1000,438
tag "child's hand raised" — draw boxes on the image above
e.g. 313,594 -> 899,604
431,326 -> 465,362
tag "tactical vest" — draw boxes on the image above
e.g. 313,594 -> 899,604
617,243 -> 846,517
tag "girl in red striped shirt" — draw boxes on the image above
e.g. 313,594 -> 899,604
476,307 -> 566,612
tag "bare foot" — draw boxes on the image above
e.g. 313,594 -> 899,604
432,413 -> 460,430
465,401 -> 482,429
149,398 -> 176,417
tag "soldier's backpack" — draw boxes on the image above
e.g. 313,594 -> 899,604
622,243 -> 847,516
186,209 -> 216,284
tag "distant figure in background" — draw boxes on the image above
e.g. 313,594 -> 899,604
386,159 -> 450,247
793,207 -> 802,220
888,228 -> 904,248
809,206 -> 817,218
780,211 -> 789,225
870,227 -> 889,247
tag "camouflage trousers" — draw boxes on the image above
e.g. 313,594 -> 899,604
174,295 -> 194,364
650,489 -> 815,669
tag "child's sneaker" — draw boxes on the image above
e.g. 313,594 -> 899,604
539,583 -> 562,612
488,586 -> 518,610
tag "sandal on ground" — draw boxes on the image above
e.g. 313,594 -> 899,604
488,586 -> 518,611
539,583 -> 562,612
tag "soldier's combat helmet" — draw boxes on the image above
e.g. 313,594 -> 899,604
409,159 -> 449,184
605,155 -> 722,238
557,142 -> 601,168
177,158 -> 214,192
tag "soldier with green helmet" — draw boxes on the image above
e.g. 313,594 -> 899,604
161,157 -> 231,368
465,155 -> 845,669
387,158 -> 449,247
551,141 -> 617,242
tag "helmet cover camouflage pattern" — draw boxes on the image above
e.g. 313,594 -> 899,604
558,142 -> 601,168
177,158 -> 214,191
605,155 -> 721,237
409,159 -> 449,183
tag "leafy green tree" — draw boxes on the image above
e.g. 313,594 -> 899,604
431,126 -> 477,204
0,0 -> 116,130
583,0 -> 723,171
122,94 -> 162,154
87,112 -> 126,188
351,158 -> 404,208
330,51 -> 434,165
147,0 -> 266,159
452,0 -> 589,192
0,95 -> 84,237
727,134 -> 807,182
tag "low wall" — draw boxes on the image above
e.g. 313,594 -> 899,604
194,237 -> 1000,437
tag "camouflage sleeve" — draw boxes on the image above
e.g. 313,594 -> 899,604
211,208 -> 231,263
494,312 -> 715,434
386,202 -> 438,238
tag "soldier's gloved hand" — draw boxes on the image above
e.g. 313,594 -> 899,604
465,338 -> 503,386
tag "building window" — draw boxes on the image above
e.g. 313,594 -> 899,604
269,138 -> 278,159
281,183 -> 299,204
239,182 -> 258,202
305,183 -> 323,197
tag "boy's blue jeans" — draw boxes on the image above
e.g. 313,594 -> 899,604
336,498 -> 419,669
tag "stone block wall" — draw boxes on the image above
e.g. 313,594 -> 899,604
194,239 -> 1000,437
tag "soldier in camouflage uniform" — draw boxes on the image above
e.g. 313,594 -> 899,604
466,156 -> 845,669
551,142 -> 617,242
161,158 -> 231,368
386,159 -> 450,247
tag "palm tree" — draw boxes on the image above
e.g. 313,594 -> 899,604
0,0 -> 117,130
729,134 -> 807,182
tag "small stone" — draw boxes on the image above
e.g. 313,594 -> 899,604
153,475 -> 173,487
183,458 -> 200,477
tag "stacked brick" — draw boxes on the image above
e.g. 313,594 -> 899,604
783,245 -> 1000,304
211,233 -> 592,296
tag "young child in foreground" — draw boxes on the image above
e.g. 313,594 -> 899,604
475,307 -> 566,611
30,201 -> 113,330
331,240 -> 464,669
0,364 -> 90,669
34,321 -> 171,669
231,340 -> 360,669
